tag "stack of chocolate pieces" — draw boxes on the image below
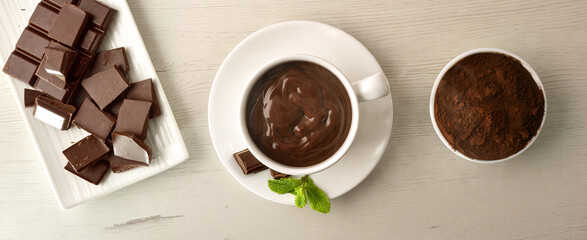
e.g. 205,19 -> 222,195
62,48 -> 160,185
2,1 -> 162,185
233,149 -> 289,179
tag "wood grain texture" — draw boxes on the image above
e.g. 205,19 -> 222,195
1,0 -> 586,239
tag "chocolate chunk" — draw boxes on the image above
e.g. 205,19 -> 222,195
72,98 -> 116,139
64,160 -> 109,185
16,27 -> 51,61
34,77 -> 72,102
87,47 -> 129,76
233,149 -> 267,174
81,66 -> 129,109
64,161 -> 109,185
114,99 -> 151,139
62,135 -> 109,172
24,88 -> 48,107
112,132 -> 151,165
70,84 -> 90,109
3,52 -> 39,84
45,0 -> 77,9
104,94 -> 124,116
36,54 -> 67,89
78,0 -> 116,29
48,4 -> 89,47
77,28 -> 102,55
44,47 -> 76,81
29,3 -> 58,34
33,95 -> 76,130
126,79 -> 161,118
270,169 -> 289,179
107,153 -> 148,173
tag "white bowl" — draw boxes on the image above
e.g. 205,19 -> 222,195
429,48 -> 547,164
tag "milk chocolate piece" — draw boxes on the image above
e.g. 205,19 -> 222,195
270,169 -> 289,179
114,99 -> 151,139
63,135 -> 109,172
24,89 -> 48,107
48,4 -> 89,47
112,132 -> 151,165
107,153 -> 148,173
64,160 -> 109,185
29,3 -> 59,34
44,47 -> 76,81
87,47 -> 129,76
72,98 -> 116,139
233,149 -> 267,174
33,95 -> 76,130
81,66 -> 129,109
78,0 -> 116,29
3,52 -> 39,84
126,79 -> 161,118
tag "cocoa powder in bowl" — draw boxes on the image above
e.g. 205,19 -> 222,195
434,52 -> 545,160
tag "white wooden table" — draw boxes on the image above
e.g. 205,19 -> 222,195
1,0 -> 586,239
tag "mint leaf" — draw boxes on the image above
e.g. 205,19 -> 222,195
294,186 -> 307,208
305,180 -> 330,214
268,178 -> 302,194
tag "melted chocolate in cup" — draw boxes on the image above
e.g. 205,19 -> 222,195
246,61 -> 352,167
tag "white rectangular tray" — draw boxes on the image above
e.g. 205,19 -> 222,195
0,0 -> 189,209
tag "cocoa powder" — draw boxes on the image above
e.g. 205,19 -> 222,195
434,52 -> 545,160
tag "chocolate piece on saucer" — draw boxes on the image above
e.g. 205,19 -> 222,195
81,66 -> 129,110
72,98 -> 116,139
233,149 -> 267,174
64,160 -> 109,185
62,135 -> 109,172
44,47 -> 77,81
114,99 -> 151,139
48,4 -> 89,47
126,78 -> 161,118
24,88 -> 48,107
112,132 -> 151,165
33,95 -> 76,130
270,169 -> 289,179
107,153 -> 148,173
87,47 -> 129,76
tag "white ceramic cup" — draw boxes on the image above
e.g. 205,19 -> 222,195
430,48 -> 547,164
239,54 -> 389,175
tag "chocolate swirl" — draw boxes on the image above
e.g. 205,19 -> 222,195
246,61 -> 352,167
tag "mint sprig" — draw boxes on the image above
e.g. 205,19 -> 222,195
268,175 -> 330,214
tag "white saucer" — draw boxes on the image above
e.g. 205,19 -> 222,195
208,21 -> 393,205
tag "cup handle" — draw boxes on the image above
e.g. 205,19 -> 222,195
352,72 -> 390,102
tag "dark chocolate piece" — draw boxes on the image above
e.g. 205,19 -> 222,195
24,88 -> 48,107
62,134 -> 109,172
78,0 -> 116,29
112,132 -> 151,165
48,4 -> 89,47
87,47 -> 129,76
29,3 -> 58,34
45,0 -> 77,9
36,54 -> 68,89
64,160 -> 109,185
70,86 -> 90,109
3,52 -> 39,84
72,98 -> 116,139
233,149 -> 267,174
114,99 -> 151,139
107,153 -> 148,173
33,95 -> 76,130
77,28 -> 102,55
270,169 -> 289,179
16,27 -> 51,61
44,47 -> 76,81
126,79 -> 161,118
81,66 -> 129,109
